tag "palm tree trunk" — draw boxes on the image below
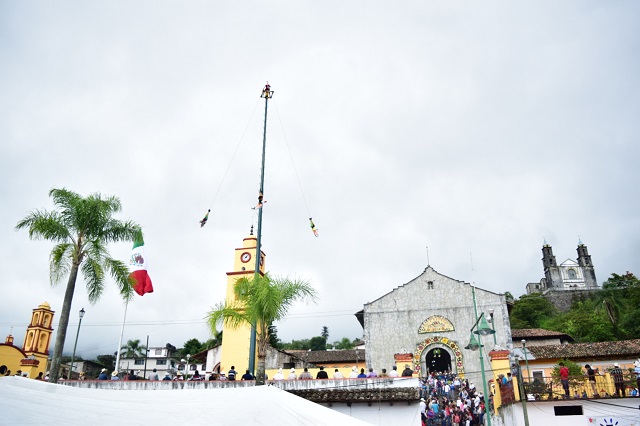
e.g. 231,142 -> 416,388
48,263 -> 79,383
256,356 -> 266,386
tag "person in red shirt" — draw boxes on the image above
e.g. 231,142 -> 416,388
559,362 -> 570,398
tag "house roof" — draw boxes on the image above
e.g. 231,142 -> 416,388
526,339 -> 640,360
283,349 -> 366,364
511,328 -> 574,342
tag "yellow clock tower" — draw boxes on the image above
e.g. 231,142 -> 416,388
219,232 -> 266,375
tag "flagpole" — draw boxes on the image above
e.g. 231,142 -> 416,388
114,300 -> 129,374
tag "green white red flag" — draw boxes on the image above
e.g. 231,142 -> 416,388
129,239 -> 154,296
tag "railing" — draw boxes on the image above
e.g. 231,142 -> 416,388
61,376 -> 421,391
515,373 -> 637,401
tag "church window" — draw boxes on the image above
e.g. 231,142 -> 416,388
427,281 -> 434,290
156,359 -> 167,365
134,359 -> 145,365
155,349 -> 162,355
567,269 -> 577,279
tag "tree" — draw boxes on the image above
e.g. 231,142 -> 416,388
333,337 -> 355,350
96,354 -> 116,371
281,339 -> 311,350
321,326 -> 329,340
203,331 -> 223,350
120,339 -> 147,358
180,338 -> 204,357
309,336 -> 327,351
509,293 -> 557,329
16,188 -> 141,382
602,272 -> 640,289
207,273 -> 317,385
504,291 -> 515,303
268,324 -> 282,349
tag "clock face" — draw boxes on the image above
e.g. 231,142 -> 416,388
241,252 -> 251,263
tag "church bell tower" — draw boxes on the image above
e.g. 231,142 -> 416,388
219,231 -> 266,375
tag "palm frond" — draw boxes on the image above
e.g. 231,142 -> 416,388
49,243 -> 72,285
104,257 -> 134,301
101,219 -> 142,244
81,256 -> 105,304
15,210 -> 72,242
206,301 -> 252,334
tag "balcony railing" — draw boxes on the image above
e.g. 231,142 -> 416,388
515,373 -> 637,401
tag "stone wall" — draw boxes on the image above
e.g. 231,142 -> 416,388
542,289 -> 599,312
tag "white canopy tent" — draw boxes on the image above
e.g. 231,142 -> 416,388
0,377 -> 373,425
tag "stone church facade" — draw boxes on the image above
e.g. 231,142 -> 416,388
526,241 -> 598,295
357,266 -> 512,384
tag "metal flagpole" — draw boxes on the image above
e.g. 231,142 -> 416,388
249,83 -> 273,376
114,300 -> 129,374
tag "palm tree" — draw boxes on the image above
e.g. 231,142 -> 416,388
207,273 -> 317,385
120,339 -> 147,358
16,188 -> 142,382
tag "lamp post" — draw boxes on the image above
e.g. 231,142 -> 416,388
513,354 -> 530,426
488,308 -> 497,346
68,308 -> 85,380
468,287 -> 495,426
180,358 -> 187,380
521,340 -> 531,382
186,354 -> 191,380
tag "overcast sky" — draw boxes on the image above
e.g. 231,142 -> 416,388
1,1 -> 638,359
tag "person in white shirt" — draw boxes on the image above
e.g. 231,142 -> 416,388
288,368 -> 297,380
333,369 -> 344,379
389,366 -> 399,377
273,368 -> 285,380
349,366 -> 359,378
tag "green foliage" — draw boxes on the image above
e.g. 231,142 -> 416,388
309,336 -> 327,351
206,273 -> 317,385
321,326 -> 329,340
603,272 -> 640,289
96,354 -> 116,370
504,291 -> 515,303
16,188 -> 142,383
120,339 -> 147,358
510,272 -> 640,343
268,325 -> 282,349
203,331 -> 223,350
510,294 -> 557,329
333,337 -> 355,350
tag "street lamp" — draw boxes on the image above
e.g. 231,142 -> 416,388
488,308 -> 497,346
513,354 -> 530,426
68,308 -> 85,380
468,287 -> 495,426
521,340 -> 531,382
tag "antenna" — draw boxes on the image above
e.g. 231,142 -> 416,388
470,251 -> 475,285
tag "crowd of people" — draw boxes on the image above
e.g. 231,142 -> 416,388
419,370 -> 486,426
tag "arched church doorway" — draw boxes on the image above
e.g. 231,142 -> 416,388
425,347 -> 452,373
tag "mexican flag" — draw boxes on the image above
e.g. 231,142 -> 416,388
129,239 -> 154,296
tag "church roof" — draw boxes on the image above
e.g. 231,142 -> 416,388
526,339 -> 640,360
363,265 -> 503,308
511,328 -> 574,342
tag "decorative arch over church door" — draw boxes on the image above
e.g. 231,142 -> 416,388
413,336 -> 464,377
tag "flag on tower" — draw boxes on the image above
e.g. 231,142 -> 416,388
129,238 -> 154,296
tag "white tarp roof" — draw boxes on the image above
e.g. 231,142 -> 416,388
0,377 -> 373,426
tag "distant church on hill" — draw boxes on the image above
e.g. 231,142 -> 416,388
526,240 -> 599,295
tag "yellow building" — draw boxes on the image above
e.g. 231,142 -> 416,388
0,302 -> 54,378
219,233 -> 265,375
